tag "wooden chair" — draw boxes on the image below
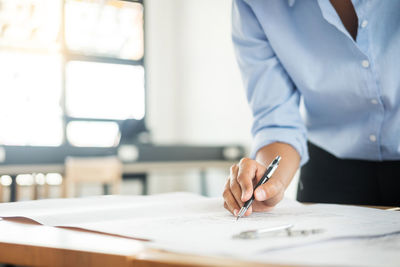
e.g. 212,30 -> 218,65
0,181 -> 3,202
15,174 -> 37,201
62,156 -> 123,198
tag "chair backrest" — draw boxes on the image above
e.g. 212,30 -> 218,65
64,156 -> 123,183
0,182 -> 3,203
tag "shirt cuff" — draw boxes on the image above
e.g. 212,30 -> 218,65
250,127 -> 309,166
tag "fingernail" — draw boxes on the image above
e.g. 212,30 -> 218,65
256,190 -> 266,201
233,209 -> 238,216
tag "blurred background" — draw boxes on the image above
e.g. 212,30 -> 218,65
0,0 -> 298,203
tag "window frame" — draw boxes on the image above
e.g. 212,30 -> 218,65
59,0 -> 146,147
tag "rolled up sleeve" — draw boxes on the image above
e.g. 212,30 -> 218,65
232,0 -> 309,165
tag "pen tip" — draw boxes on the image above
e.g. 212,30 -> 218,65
273,155 -> 281,165
236,216 -> 240,221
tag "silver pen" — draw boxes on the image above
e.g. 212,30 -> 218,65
233,224 -> 325,239
233,224 -> 293,239
236,155 -> 281,221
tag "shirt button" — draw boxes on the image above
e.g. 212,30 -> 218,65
369,135 -> 377,142
361,20 -> 368,28
362,60 -> 370,68
371,99 -> 378,105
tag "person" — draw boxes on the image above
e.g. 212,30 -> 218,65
223,0 -> 400,217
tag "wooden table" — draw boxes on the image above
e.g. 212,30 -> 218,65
0,218 -> 293,267
1,206 -> 396,267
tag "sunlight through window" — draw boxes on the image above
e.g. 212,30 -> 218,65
0,0 -> 145,148
67,121 -> 120,147
0,52 -> 63,146
66,61 -> 145,120
65,0 -> 144,60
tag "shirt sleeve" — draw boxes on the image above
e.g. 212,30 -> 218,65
232,0 -> 309,166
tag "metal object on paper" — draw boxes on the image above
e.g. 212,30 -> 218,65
233,224 -> 325,239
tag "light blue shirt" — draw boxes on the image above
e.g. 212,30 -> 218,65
232,0 -> 400,165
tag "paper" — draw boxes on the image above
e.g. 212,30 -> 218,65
251,232 -> 400,267
0,192 -> 399,266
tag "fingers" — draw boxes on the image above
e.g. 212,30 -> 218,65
252,192 -> 284,212
223,163 -> 254,216
254,175 -> 285,203
229,165 -> 244,208
228,180 -> 253,216
223,157 -> 282,217
263,192 -> 284,207
236,158 -> 257,201
223,181 -> 240,215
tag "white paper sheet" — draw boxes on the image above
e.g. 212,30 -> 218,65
250,232 -> 400,267
0,192 -> 399,266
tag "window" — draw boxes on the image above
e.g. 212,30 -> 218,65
0,0 -> 144,147
67,121 -> 120,147
65,0 -> 144,60
66,61 -> 145,120
0,52 -> 63,146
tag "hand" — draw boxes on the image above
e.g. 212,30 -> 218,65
223,142 -> 300,217
223,157 -> 284,216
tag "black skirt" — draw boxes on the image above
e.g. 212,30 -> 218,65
297,142 -> 400,206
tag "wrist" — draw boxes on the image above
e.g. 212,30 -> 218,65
255,142 -> 300,189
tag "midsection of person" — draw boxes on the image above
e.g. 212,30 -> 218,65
250,0 -> 399,160
223,0 -> 400,215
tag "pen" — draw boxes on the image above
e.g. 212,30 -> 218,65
233,224 -> 293,239
236,155 -> 281,221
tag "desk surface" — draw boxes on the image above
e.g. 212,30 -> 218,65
0,218 -> 295,267
1,205 -> 395,267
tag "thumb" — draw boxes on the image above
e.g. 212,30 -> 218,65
254,178 -> 284,202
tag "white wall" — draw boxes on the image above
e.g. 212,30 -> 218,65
145,0 -> 252,147
145,0 -> 182,144
144,0 -> 251,196
176,1 -> 253,146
